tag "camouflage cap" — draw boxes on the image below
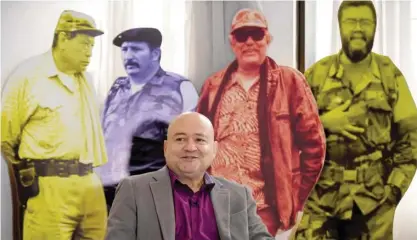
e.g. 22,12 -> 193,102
54,10 -> 104,37
230,8 -> 268,33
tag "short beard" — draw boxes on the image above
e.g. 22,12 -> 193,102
342,37 -> 374,63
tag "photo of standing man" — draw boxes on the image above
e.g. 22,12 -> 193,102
197,8 -> 326,236
97,27 -> 199,211
1,10 -> 108,239
295,1 -> 417,239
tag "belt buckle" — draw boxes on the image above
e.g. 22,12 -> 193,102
79,163 -> 92,176
56,161 -> 70,177
343,170 -> 357,182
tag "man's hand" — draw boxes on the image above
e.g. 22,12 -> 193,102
320,100 -> 365,140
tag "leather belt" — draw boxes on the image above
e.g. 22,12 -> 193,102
28,159 -> 93,177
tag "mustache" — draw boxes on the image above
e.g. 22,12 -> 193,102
125,60 -> 140,68
350,33 -> 366,41
242,48 -> 258,53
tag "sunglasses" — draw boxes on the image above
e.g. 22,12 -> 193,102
233,28 -> 265,43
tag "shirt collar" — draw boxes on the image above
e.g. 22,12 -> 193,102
141,67 -> 166,85
168,167 -> 215,192
225,71 -> 260,91
43,50 -> 77,93
329,50 -> 381,80
124,67 -> 166,89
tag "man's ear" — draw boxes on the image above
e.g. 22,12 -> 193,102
266,33 -> 273,45
228,34 -> 234,45
152,47 -> 161,62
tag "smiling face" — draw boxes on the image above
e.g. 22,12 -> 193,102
164,113 -> 217,180
339,5 -> 376,62
229,26 -> 271,68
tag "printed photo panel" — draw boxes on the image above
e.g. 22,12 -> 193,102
190,1 -> 326,238
96,25 -> 199,210
295,1 -> 417,239
1,7 -> 109,240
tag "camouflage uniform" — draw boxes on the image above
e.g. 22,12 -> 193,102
295,51 -> 417,240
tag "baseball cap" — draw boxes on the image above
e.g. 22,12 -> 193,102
231,8 -> 268,33
54,10 -> 104,37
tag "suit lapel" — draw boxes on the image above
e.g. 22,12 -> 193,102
211,180 -> 231,240
150,167 -> 175,240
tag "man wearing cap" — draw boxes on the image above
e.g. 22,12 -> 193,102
96,27 -> 199,210
197,8 -> 326,236
1,10 -> 108,239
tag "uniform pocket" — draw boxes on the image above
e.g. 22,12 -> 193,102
36,97 -> 63,120
32,96 -> 65,149
365,91 -> 392,112
364,93 -> 393,147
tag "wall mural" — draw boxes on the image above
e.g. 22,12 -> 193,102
4,1 -> 414,240
1,4 -> 320,240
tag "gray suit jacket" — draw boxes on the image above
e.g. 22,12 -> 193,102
105,166 -> 274,240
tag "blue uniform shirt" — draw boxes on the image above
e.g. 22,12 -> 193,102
96,67 -> 199,186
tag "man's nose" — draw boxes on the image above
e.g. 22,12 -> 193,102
84,45 -> 93,58
124,49 -> 134,59
184,140 -> 197,151
245,36 -> 255,44
353,21 -> 364,31
85,50 -> 92,58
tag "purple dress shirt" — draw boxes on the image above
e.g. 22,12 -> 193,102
168,169 -> 220,240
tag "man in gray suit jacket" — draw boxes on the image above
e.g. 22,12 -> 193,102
106,112 -> 274,240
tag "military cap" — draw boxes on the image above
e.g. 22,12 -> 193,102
231,8 -> 268,33
54,10 -> 104,37
113,27 -> 163,48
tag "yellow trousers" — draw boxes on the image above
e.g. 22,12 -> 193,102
23,173 -> 107,240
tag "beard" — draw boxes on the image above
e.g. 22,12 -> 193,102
342,33 -> 374,63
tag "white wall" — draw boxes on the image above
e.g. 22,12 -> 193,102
258,0 -> 297,68
393,3 -> 417,239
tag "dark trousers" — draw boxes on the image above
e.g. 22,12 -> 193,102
104,168 -> 158,213
104,185 -> 117,213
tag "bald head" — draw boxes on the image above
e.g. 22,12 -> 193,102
164,112 -> 217,180
167,112 -> 215,140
